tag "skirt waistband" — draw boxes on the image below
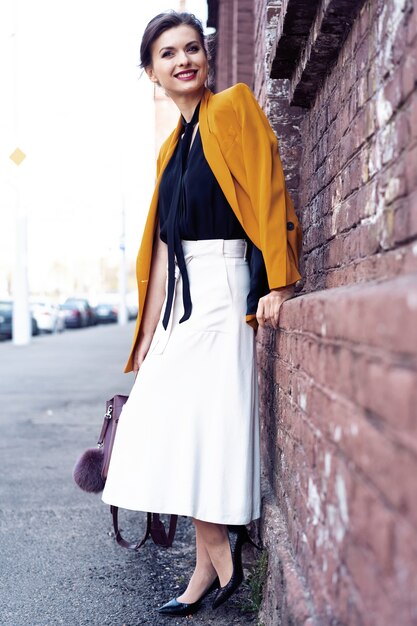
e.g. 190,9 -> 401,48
181,239 -> 247,259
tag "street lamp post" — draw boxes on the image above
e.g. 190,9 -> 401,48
11,0 -> 31,345
118,195 -> 128,326
12,185 -> 31,345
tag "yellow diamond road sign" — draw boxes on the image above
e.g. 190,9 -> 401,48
10,147 -> 26,165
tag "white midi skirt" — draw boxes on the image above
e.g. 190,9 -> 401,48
102,239 -> 261,525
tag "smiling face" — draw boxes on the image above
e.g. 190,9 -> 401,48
146,24 -> 208,101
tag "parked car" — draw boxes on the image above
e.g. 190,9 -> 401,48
0,301 -> 12,339
64,298 -> 97,326
32,316 -> 39,336
94,303 -> 118,324
31,302 -> 65,334
126,292 -> 138,321
0,300 -> 39,339
127,303 -> 138,321
60,302 -> 87,329
91,292 -> 138,324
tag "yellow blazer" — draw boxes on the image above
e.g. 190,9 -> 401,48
124,82 -> 302,373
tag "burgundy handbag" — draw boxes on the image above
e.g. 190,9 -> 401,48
73,394 -> 177,550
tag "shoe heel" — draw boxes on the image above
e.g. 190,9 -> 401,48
247,536 -> 262,550
241,526 -> 262,551
212,525 -> 262,610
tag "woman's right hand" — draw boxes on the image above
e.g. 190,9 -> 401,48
132,226 -> 168,375
133,332 -> 155,373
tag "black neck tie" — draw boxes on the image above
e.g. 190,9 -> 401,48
162,102 -> 200,330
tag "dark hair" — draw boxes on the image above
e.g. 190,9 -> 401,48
139,11 -> 207,69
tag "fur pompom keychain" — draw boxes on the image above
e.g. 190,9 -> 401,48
72,396 -> 127,495
72,447 -> 106,493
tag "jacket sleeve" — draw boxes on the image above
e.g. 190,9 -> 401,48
232,83 -> 302,289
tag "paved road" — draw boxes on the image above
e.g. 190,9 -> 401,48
0,324 -> 257,626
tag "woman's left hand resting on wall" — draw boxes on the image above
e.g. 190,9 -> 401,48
256,284 -> 295,330
133,225 -> 168,374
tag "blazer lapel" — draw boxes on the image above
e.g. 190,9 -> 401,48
199,88 -> 244,226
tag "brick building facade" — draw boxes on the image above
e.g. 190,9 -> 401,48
207,1 -> 417,624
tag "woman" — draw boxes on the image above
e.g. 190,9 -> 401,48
102,10 -> 302,617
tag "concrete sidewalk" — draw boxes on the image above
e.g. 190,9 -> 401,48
0,324 -> 258,626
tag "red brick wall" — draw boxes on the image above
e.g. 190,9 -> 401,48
208,1 -> 417,624
254,1 -> 417,625
213,0 -> 254,91
299,1 -> 417,293
258,275 -> 417,625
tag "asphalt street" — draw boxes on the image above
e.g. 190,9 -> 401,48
0,323 -> 258,626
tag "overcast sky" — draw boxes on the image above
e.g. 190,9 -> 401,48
0,0 -> 208,294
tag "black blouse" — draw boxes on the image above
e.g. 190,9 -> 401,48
158,126 -> 269,316
159,128 -> 246,240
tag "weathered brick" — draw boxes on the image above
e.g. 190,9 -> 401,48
349,479 -> 396,575
344,542 -> 397,623
359,220 -> 380,257
406,1 -> 417,45
406,143 -> 417,192
393,520 -> 417,621
400,51 -> 417,102
356,360 -> 417,438
213,0 -> 417,623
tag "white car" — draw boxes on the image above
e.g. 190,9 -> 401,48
31,302 -> 65,334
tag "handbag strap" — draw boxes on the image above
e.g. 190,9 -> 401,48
97,404 -> 113,447
111,506 -> 178,550
111,506 -> 151,550
150,513 -> 178,547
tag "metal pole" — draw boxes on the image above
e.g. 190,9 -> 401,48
118,194 -> 128,326
11,0 -> 31,345
13,205 -> 31,344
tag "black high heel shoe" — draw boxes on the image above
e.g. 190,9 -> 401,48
212,525 -> 262,610
157,576 -> 220,617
